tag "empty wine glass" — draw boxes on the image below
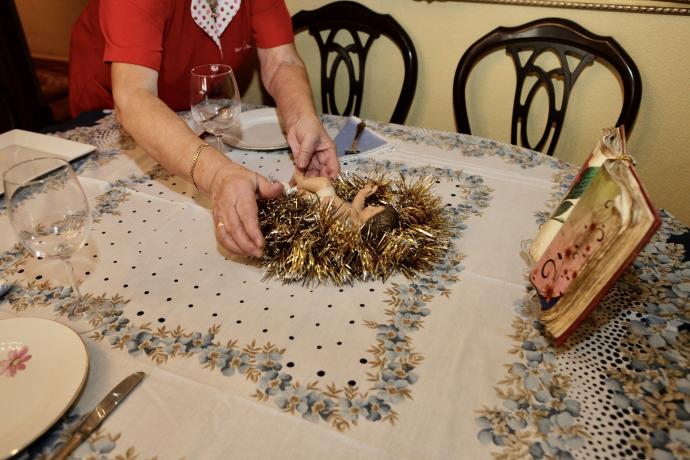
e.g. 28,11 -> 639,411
190,63 -> 241,152
4,158 -> 91,318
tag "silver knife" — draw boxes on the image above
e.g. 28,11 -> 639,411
51,372 -> 145,460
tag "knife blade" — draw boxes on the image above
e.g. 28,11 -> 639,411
50,372 -> 145,460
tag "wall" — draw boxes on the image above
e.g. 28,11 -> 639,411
15,0 -> 87,60
244,0 -> 690,224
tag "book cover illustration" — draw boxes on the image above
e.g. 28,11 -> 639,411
530,167 -> 624,310
528,129 -> 624,263
529,127 -> 660,345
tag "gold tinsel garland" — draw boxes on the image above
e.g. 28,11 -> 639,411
258,173 -> 453,286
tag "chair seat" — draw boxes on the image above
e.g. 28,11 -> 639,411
34,59 -> 70,123
36,68 -> 69,101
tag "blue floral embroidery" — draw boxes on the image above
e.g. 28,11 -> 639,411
478,194 -> 690,458
603,213 -> 690,460
322,114 -> 569,170
0,114 -> 134,217
53,114 -> 136,174
12,408 -> 150,459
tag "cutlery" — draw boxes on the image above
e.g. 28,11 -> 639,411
345,121 -> 367,155
50,372 -> 145,460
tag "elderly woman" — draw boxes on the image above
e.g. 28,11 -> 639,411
69,0 -> 340,258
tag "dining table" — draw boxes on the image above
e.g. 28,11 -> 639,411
1,110 -> 689,460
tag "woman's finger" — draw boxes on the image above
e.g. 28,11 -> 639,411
223,202 -> 262,257
287,133 -> 309,169
306,156 -> 321,177
234,193 -> 264,251
215,221 -> 243,257
256,175 -> 284,199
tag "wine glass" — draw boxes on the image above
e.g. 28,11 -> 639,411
190,63 -> 241,152
4,158 -> 92,319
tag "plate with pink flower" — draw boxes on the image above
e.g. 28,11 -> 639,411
0,317 -> 88,457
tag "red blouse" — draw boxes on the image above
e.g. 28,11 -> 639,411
69,0 -> 294,116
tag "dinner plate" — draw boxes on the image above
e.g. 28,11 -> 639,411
0,317 -> 89,457
0,129 -> 96,196
223,107 -> 289,151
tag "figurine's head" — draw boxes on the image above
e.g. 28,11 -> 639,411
361,205 -> 400,242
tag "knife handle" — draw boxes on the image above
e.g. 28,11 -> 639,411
344,120 -> 367,155
350,121 -> 366,151
51,432 -> 85,460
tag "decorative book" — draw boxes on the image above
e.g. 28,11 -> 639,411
529,127 -> 661,345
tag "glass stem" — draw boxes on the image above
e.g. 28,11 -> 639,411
62,258 -> 82,300
216,135 -> 223,153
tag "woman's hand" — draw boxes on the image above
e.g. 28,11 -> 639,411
111,63 -> 284,258
209,163 -> 283,258
287,113 -> 339,178
256,44 -> 339,179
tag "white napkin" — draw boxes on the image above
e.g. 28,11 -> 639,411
334,116 -> 392,159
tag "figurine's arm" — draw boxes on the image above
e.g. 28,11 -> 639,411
352,184 -> 377,212
293,169 -> 332,194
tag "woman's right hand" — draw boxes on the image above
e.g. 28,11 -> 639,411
110,63 -> 284,258
208,163 -> 283,258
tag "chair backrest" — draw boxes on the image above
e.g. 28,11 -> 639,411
0,0 -> 53,134
292,1 -> 418,125
453,18 -> 641,156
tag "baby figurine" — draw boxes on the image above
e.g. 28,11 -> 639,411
292,170 -> 400,240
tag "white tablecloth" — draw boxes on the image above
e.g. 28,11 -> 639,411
2,113 -> 689,460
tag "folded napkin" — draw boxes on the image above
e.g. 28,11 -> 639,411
334,116 -> 392,158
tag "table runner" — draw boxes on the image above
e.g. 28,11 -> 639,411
1,113 -> 688,459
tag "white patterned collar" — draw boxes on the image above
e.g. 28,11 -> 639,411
191,0 -> 241,55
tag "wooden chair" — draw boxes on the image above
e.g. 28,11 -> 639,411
292,1 -> 418,124
0,0 -> 54,133
453,18 -> 641,156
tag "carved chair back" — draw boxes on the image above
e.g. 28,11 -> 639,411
292,1 -> 418,124
453,18 -> 641,155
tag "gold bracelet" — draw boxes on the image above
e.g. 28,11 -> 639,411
189,143 -> 211,190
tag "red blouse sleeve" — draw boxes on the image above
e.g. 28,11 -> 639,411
99,0 -> 172,71
250,0 -> 294,49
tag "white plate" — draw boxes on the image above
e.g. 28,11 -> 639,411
0,129 -> 96,195
223,108 -> 289,151
0,317 -> 89,457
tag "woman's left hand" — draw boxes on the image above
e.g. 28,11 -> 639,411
287,113 -> 339,178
